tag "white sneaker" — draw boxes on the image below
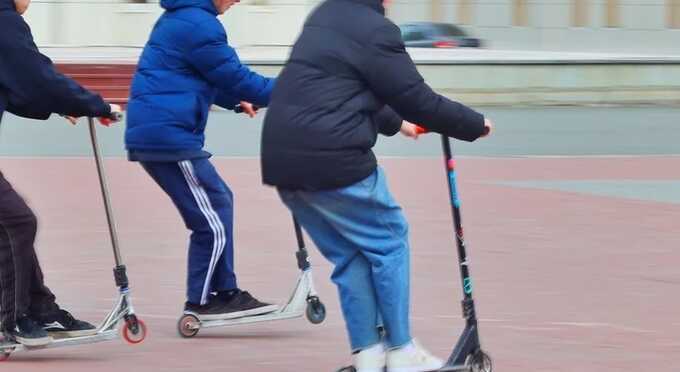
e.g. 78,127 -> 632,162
386,339 -> 444,372
353,343 -> 387,372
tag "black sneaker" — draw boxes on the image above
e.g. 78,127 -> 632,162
4,316 -> 52,347
216,289 -> 279,319
38,309 -> 97,338
183,296 -> 235,321
184,290 -> 278,320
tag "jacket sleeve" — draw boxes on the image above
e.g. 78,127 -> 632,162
187,20 -> 275,107
214,91 -> 240,111
0,15 -> 110,119
374,105 -> 402,136
359,24 -> 485,142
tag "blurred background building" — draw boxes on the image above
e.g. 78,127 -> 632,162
23,0 -> 680,54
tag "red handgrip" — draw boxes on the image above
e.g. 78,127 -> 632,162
97,112 -> 123,127
415,125 -> 428,135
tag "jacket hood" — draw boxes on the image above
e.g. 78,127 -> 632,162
160,0 -> 217,15
345,0 -> 384,15
0,0 -> 16,12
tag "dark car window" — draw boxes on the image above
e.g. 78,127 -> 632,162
401,26 -> 427,42
431,24 -> 467,37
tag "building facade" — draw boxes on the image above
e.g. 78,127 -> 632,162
24,0 -> 680,54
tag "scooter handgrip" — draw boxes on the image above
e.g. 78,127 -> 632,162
98,112 -> 123,127
415,125 -> 428,135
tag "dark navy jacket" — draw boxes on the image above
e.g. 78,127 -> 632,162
261,0 -> 486,191
0,0 -> 110,126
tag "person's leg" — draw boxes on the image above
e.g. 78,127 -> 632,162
26,253 -> 57,319
3,194 -> 39,323
141,160 -> 222,306
279,190 -> 382,352
345,168 -> 411,349
0,223 -> 16,332
25,250 -> 98,338
29,264 -> 96,338
0,173 -> 15,329
0,172 -> 51,345
183,159 -> 276,317
288,169 -> 412,349
0,173 -> 97,339
141,160 -> 274,319
187,160 -> 236,294
285,168 -> 443,371
334,167 -> 442,371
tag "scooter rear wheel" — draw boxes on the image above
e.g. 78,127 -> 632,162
0,352 -> 10,362
306,297 -> 326,324
177,314 -> 200,338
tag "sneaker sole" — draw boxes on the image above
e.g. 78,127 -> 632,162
47,329 -> 98,338
192,304 -> 280,321
14,335 -> 53,347
387,366 -> 443,372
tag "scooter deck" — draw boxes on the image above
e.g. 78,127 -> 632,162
336,366 -> 470,372
187,304 -> 280,322
0,330 -> 118,353
193,269 -> 315,327
191,308 -> 303,329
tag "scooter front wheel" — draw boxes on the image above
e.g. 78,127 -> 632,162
469,350 -> 492,372
122,317 -> 147,344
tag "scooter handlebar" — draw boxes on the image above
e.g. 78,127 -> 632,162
415,125 -> 490,137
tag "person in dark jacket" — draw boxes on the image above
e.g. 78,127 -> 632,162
261,0 -> 493,370
125,0 -> 277,319
0,0 -> 122,347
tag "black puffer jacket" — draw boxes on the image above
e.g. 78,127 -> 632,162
262,0 -> 486,191
0,0 -> 109,124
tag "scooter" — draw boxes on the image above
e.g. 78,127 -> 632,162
336,128 -> 492,372
0,115 -> 147,361
176,216 -> 326,337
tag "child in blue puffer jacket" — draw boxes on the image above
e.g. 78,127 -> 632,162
125,0 -> 277,319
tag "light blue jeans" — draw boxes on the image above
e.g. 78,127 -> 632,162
279,167 -> 411,351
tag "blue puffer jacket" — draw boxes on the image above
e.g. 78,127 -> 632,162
125,0 -> 274,160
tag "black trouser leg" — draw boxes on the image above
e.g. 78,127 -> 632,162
0,172 -> 56,330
